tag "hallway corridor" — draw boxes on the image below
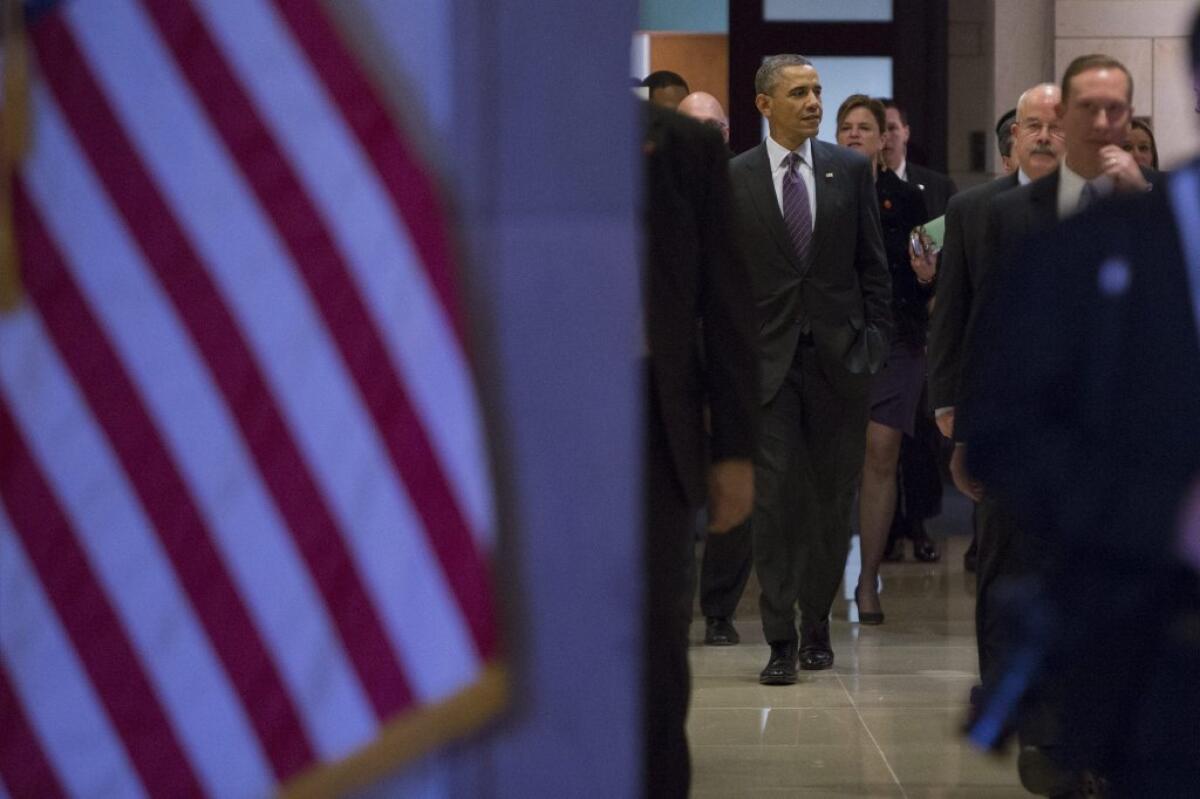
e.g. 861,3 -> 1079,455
688,503 -> 1026,797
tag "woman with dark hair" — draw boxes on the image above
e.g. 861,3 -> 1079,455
834,94 -> 936,624
1122,117 -> 1159,171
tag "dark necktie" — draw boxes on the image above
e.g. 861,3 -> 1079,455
783,151 -> 813,263
1079,180 -> 1100,212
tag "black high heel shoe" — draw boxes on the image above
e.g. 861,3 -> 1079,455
854,585 -> 885,625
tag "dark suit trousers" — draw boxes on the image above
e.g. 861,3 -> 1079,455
752,343 -> 870,643
643,392 -> 695,799
974,495 -> 1032,690
975,495 -> 1069,756
698,523 -> 752,620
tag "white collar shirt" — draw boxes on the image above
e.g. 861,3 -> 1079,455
1059,158 -> 1114,218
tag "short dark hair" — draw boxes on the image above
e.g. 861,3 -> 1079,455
836,94 -> 886,134
877,98 -> 906,126
1126,117 -> 1159,170
641,70 -> 689,94
755,54 -> 814,95
1060,54 -> 1133,103
995,108 -> 1017,157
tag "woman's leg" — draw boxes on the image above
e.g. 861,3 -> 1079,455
857,420 -> 904,615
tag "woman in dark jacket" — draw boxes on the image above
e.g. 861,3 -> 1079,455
835,94 -> 936,624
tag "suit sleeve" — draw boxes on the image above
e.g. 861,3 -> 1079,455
954,197 -> 1013,443
854,158 -> 893,345
962,219 -> 1092,543
927,194 -> 970,409
697,130 -> 758,462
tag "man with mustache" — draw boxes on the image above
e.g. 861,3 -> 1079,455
728,54 -> 891,684
929,84 -> 1063,709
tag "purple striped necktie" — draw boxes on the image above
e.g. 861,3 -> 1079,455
783,151 -> 813,263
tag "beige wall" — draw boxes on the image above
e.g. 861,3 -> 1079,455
949,0 -> 1198,183
1054,0 -> 1198,167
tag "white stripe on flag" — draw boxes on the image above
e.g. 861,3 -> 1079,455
198,0 -> 495,544
0,507 -> 147,799
0,309 -> 271,798
65,0 -> 480,702
22,82 -> 377,760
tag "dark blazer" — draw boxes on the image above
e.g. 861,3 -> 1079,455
729,139 -> 892,404
963,159 -> 1200,787
955,165 -> 1162,442
965,162 -> 1200,563
906,162 -> 958,218
643,104 -> 758,506
927,172 -> 1019,410
876,169 -> 932,347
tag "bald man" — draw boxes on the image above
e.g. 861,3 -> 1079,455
677,91 -> 730,146
676,89 -> 749,645
928,82 -> 1064,700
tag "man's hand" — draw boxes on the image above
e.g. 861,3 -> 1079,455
935,408 -> 955,439
707,459 -> 754,534
950,444 -> 984,502
1099,144 -> 1149,193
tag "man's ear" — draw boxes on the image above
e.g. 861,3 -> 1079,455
754,93 -> 771,118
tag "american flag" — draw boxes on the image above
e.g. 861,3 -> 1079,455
0,1 -> 502,797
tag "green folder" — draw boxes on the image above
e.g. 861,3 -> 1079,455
920,214 -> 946,252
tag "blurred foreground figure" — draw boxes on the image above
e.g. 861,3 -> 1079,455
641,103 -> 757,798
964,14 -> 1200,796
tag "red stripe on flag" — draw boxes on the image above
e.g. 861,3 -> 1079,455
14,184 -> 315,780
31,14 -> 416,718
0,664 -> 68,799
142,0 -> 497,660
271,0 -> 467,347
0,403 -> 203,798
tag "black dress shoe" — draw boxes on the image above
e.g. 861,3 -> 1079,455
758,640 -> 798,685
704,616 -> 740,646
799,620 -> 834,670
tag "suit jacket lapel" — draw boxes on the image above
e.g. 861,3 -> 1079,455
745,143 -> 804,272
810,140 -> 839,272
1031,169 -> 1061,226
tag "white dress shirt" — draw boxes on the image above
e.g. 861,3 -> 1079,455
765,135 -> 817,233
1059,159 -> 1113,218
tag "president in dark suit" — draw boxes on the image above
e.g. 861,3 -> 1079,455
728,54 -> 891,684
642,102 -> 758,798
955,54 -> 1162,796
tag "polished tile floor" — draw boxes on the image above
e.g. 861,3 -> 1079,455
687,505 -> 1026,797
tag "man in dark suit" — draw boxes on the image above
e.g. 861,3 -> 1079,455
642,102 -> 758,798
927,83 -> 1064,703
955,54 -> 1162,796
967,159 -> 1200,799
880,98 -> 958,218
676,90 -> 755,646
964,24 -> 1200,781
728,54 -> 891,684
